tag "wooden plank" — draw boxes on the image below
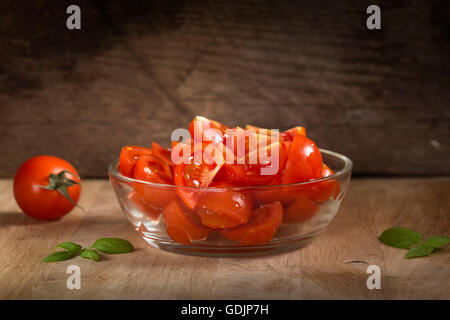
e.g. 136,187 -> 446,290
0,178 -> 448,299
0,0 -> 449,177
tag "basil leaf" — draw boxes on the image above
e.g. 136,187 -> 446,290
378,227 -> 422,249
80,249 -> 100,262
425,235 -> 450,249
43,250 -> 76,263
55,242 -> 82,252
92,238 -> 134,254
405,243 -> 434,259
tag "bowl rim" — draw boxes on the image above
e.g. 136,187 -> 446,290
108,148 -> 353,190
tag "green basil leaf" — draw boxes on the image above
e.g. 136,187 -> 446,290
405,243 -> 434,259
92,238 -> 134,254
378,227 -> 422,249
80,249 -> 100,262
55,242 -> 82,252
425,235 -> 450,249
43,250 -> 76,263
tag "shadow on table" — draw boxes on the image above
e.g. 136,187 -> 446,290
0,212 -> 55,226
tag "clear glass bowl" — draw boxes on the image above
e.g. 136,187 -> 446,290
108,149 -> 352,257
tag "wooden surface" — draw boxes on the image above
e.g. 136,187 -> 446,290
0,177 -> 448,299
0,1 -> 449,177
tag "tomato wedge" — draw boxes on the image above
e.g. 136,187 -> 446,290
133,154 -> 175,208
309,164 -> 340,202
196,184 -> 252,229
280,126 -> 306,150
162,200 -> 212,244
226,141 -> 287,186
282,135 -> 323,184
119,146 -> 152,177
220,201 -> 283,245
151,142 -> 174,167
283,196 -> 319,223
174,142 -> 224,209
188,116 -> 229,144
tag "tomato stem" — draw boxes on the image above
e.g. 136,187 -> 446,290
38,170 -> 84,212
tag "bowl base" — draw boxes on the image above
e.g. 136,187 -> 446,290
137,225 -> 319,257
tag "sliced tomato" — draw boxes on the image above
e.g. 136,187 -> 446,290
226,127 -> 255,157
280,126 -> 306,152
282,126 -> 306,140
174,142 -> 224,209
133,154 -> 175,208
188,116 -> 229,144
244,125 -> 280,143
151,142 -> 174,167
252,175 -> 287,204
162,200 -> 212,244
127,190 -> 160,220
119,146 -> 152,177
283,196 -> 319,223
282,135 -> 323,184
309,164 -> 340,202
226,141 -> 287,186
195,184 -> 252,229
220,201 -> 283,245
212,165 -> 238,184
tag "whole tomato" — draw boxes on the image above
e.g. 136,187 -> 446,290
13,155 -> 81,220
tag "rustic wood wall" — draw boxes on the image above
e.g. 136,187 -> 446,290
0,0 -> 449,177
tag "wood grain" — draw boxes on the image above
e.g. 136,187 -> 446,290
0,178 -> 448,299
0,1 -> 449,177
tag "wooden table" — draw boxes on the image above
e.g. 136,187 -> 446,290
0,178 -> 448,299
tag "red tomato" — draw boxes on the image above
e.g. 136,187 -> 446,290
151,142 -> 174,167
212,165 -> 238,184
174,142 -> 224,209
282,135 -> 323,184
13,155 -> 81,220
279,126 -> 306,152
252,176 -> 288,205
226,141 -> 287,186
195,184 -> 252,229
281,126 -> 307,140
309,164 -> 340,202
220,201 -> 283,245
283,196 -> 319,223
244,125 -> 280,143
133,154 -> 175,208
188,116 -> 229,144
162,200 -> 212,244
119,146 -> 152,177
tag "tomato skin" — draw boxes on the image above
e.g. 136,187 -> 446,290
279,126 -> 306,152
188,116 -> 229,144
119,146 -> 152,177
195,185 -> 252,229
283,196 -> 319,223
162,200 -> 212,244
133,155 -> 175,209
173,142 -> 224,209
309,164 -> 340,202
282,135 -> 323,184
13,155 -> 81,220
226,141 -> 287,186
151,142 -> 174,167
220,201 -> 283,245
281,126 -> 306,141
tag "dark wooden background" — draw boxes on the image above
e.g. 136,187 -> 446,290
0,0 -> 449,177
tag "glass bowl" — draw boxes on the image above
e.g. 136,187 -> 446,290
108,149 -> 352,257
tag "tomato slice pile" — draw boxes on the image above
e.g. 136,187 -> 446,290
118,116 -> 340,244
